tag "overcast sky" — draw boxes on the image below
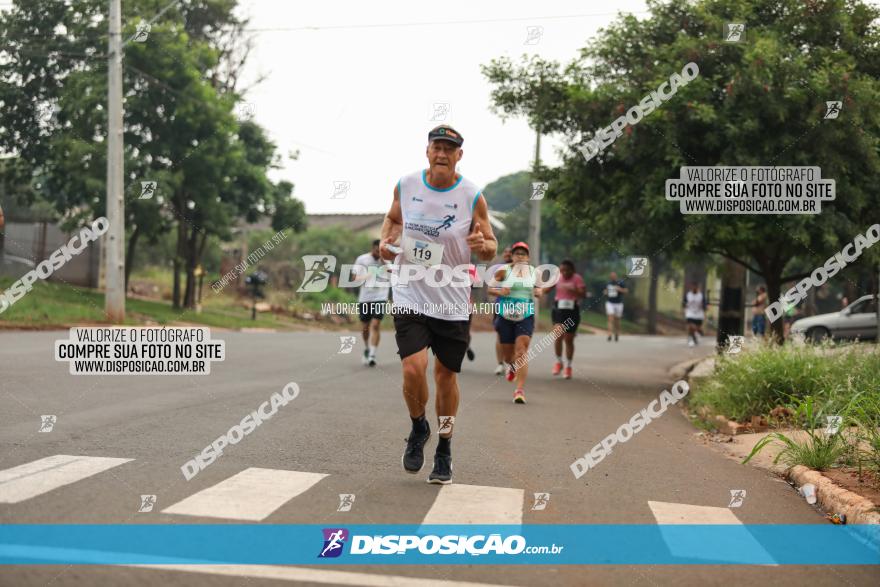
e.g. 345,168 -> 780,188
237,0 -> 649,214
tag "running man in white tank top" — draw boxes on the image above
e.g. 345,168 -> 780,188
379,125 -> 497,485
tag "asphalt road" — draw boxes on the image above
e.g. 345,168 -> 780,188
0,329 -> 876,586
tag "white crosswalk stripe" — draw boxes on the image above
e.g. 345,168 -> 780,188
1,456 -> 531,529
648,500 -> 776,564
0,455 -> 132,504
162,467 -> 327,521
422,484 -> 524,525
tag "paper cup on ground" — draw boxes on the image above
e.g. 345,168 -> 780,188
799,483 -> 817,504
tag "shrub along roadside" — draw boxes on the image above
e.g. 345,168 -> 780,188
689,342 -> 880,422
742,395 -> 847,471
690,343 -> 880,481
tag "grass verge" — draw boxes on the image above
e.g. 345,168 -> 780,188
689,341 -> 880,422
0,277 -> 305,330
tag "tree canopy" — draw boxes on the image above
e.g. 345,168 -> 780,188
483,0 -> 880,340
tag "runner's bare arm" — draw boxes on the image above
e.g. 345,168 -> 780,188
379,185 -> 403,261
468,194 -> 497,262
488,268 -> 510,297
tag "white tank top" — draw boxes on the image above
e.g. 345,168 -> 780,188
392,169 -> 481,321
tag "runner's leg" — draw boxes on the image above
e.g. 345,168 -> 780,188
430,359 -> 459,485
401,349 -> 429,418
564,332 -> 575,362
370,317 -> 381,348
434,359 -> 460,430
494,332 -> 504,373
501,343 -> 515,365
360,308 -> 371,364
401,347 -> 431,474
368,315 -> 381,364
513,335 -> 531,389
427,319 -> 468,485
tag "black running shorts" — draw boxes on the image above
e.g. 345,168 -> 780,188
358,301 -> 386,323
495,315 -> 535,344
551,306 -> 581,334
393,311 -> 470,373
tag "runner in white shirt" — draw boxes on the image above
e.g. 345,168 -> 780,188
379,125 -> 497,485
683,282 -> 707,347
604,271 -> 628,342
352,240 -> 391,366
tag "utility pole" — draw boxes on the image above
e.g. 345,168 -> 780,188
528,124 -> 542,325
528,126 -> 542,266
717,258 -> 747,351
105,0 -> 125,321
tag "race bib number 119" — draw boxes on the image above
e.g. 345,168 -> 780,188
403,235 -> 444,267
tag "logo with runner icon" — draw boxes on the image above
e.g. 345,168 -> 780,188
530,182 -> 548,200
331,181 -> 350,199
726,335 -> 744,355
824,415 -> 842,435
338,336 -> 356,354
337,494 -> 356,512
39,415 -> 57,433
723,23 -> 746,43
318,528 -> 349,558
438,214 -> 456,230
531,492 -> 550,511
824,101 -> 842,120
438,416 -> 455,435
728,489 -> 746,508
627,256 -> 648,277
297,255 -> 337,293
524,25 -> 544,46
139,181 -> 157,200
138,494 -> 157,512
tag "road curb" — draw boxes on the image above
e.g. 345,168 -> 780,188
682,357 -> 880,525
787,465 -> 880,525
667,356 -> 705,381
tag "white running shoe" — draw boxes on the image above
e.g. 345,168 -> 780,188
688,340 -> 696,347
361,350 -> 370,365
494,363 -> 504,376
368,355 -> 377,367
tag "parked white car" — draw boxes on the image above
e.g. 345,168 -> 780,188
791,294 -> 878,342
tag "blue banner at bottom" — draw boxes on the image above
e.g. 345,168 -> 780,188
0,525 -> 877,565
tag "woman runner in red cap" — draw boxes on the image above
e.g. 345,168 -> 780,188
488,242 -> 544,404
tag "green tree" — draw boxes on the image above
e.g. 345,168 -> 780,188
482,171 -> 570,263
0,0 -> 306,310
483,0 -> 880,341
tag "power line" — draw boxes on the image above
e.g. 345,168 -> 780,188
238,11 -> 649,33
1,10 -> 649,39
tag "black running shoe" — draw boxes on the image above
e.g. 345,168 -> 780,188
614,333 -> 619,342
427,452 -> 453,485
402,422 -> 430,474
466,347 -> 475,361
